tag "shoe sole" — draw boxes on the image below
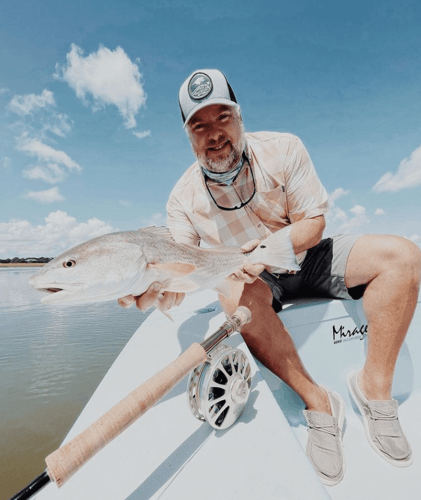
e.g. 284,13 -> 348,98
346,371 -> 413,468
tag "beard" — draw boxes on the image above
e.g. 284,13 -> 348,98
194,125 -> 246,173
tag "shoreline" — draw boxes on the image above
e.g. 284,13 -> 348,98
0,263 -> 45,267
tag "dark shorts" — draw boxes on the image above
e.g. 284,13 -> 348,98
260,234 -> 366,313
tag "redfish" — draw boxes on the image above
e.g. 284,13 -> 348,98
29,226 -> 299,307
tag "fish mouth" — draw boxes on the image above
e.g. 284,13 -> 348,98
38,287 -> 63,294
30,280 -> 84,297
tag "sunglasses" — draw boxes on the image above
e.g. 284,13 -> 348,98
204,159 -> 256,211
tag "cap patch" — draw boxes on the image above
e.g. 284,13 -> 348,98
188,73 -> 213,100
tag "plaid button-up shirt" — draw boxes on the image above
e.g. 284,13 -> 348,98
167,132 -> 329,273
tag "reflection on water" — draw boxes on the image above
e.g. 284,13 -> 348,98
0,268 -> 149,499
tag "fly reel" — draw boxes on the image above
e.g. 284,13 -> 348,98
187,344 -> 251,430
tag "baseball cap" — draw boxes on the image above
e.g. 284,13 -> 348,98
178,69 -> 238,127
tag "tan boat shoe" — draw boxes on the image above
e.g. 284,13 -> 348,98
347,370 -> 413,467
303,386 -> 346,486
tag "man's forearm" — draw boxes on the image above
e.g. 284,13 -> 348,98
289,215 -> 326,255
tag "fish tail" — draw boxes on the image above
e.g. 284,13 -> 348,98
248,227 -> 301,271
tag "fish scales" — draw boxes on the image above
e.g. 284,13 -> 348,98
135,228 -> 245,278
29,226 -> 300,308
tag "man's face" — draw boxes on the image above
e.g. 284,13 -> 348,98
187,104 -> 245,173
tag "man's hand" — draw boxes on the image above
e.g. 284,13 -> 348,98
229,239 -> 266,284
118,282 -> 185,312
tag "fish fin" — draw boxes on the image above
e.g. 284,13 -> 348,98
161,277 -> 199,293
138,226 -> 174,241
213,280 -> 232,297
147,262 -> 197,276
248,227 -> 301,271
155,298 -> 174,322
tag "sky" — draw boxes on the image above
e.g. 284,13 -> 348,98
1,0 -> 421,258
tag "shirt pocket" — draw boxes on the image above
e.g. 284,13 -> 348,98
252,184 -> 289,230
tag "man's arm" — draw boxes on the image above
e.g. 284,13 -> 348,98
230,215 -> 325,283
231,136 -> 328,283
289,215 -> 325,254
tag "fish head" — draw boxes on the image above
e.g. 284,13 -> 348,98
29,231 -> 146,304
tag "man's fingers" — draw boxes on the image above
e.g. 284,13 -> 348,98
159,291 -> 177,310
230,269 -> 258,284
175,292 -> 185,307
241,239 -> 261,253
119,284 -> 186,313
135,282 -> 162,311
243,262 -> 265,277
118,295 -> 135,308
159,292 -> 186,310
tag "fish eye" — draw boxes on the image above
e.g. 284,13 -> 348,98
63,259 -> 76,268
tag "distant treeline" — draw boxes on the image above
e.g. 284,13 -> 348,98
0,257 -> 53,264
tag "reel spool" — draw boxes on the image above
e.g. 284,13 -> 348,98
187,344 -> 251,430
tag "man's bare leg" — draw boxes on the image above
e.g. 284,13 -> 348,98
219,278 -> 331,414
345,235 -> 421,400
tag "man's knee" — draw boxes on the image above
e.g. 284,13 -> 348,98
346,234 -> 421,287
239,278 -> 274,310
402,239 -> 421,286
219,278 -> 273,317
380,236 -> 421,282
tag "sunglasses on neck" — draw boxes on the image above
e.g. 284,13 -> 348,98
204,158 -> 256,211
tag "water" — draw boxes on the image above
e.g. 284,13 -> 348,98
0,268 -> 150,499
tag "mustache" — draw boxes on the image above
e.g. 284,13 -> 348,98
195,132 -> 246,173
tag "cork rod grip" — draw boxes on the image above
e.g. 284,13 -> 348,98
45,342 -> 207,487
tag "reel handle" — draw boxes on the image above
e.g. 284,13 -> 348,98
45,343 -> 207,487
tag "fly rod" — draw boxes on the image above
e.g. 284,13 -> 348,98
10,306 -> 251,500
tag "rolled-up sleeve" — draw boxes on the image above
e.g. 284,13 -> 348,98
285,137 -> 329,223
166,194 -> 201,246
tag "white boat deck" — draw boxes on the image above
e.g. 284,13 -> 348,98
35,290 -> 421,500
260,295 -> 421,499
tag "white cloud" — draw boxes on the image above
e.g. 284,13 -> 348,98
55,44 -> 146,129
375,208 -> 386,216
42,113 -> 73,138
338,205 -> 369,233
143,212 -> 166,226
409,234 -> 421,243
23,164 -> 68,183
24,187 -> 64,203
349,204 -> 366,216
18,136 -> 81,172
18,135 -> 81,184
9,89 -> 55,115
9,92 -> 72,140
0,88 -> 9,94
2,157 -> 11,169
373,144 -> 421,192
119,199 -> 133,207
329,187 -> 349,203
133,130 -> 151,140
325,187 -> 349,224
325,190 -> 370,235
0,211 -> 114,257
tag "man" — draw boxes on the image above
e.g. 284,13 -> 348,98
119,69 -> 421,486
